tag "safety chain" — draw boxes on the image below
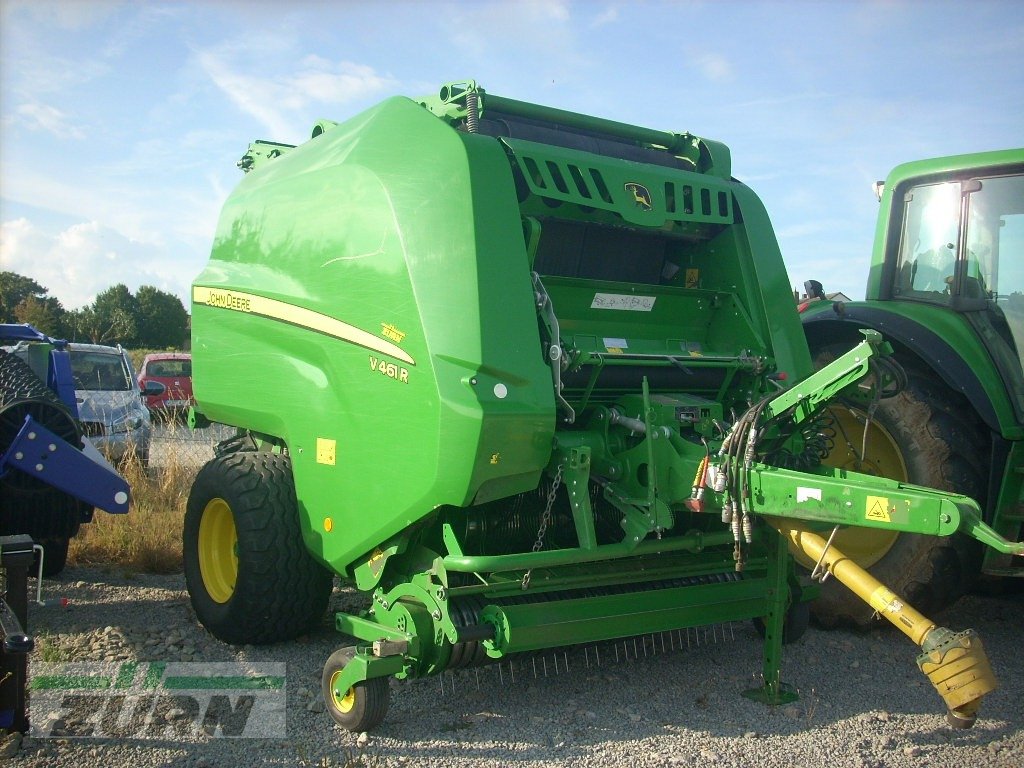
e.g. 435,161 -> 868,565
521,463 -> 564,590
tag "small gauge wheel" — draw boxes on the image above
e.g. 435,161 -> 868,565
322,646 -> 390,732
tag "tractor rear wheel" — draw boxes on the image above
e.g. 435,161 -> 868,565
183,451 -> 333,644
322,646 -> 390,732
806,347 -> 985,628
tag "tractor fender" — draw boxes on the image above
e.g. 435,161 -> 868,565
802,305 -> 1002,434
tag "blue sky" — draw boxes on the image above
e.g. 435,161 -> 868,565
1,0 -> 1022,310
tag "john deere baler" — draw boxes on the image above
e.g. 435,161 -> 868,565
186,81 -> 1022,731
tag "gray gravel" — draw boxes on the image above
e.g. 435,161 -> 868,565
3,567 -> 1022,767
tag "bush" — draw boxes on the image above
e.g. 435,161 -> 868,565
68,420 -> 227,574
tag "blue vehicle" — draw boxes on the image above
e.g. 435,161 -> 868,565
0,324 -> 133,575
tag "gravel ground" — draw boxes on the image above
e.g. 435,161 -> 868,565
2,568 -> 1022,768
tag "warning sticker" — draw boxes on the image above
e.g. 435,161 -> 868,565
869,585 -> 904,614
866,496 -> 891,523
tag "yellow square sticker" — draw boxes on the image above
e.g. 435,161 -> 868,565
316,438 -> 336,466
866,496 -> 891,522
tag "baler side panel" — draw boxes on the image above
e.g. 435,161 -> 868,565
193,97 -> 554,572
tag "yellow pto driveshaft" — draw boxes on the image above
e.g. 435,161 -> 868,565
770,519 -> 998,728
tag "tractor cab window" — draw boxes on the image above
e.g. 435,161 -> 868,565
893,181 -> 959,298
893,173 -> 1024,308
979,174 -> 1024,373
891,172 -> 1024,413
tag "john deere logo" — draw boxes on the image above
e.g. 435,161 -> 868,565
624,182 -> 653,211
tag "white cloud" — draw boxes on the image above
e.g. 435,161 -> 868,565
591,5 -> 619,28
691,52 -> 733,83
1,218 -> 194,310
12,101 -> 85,139
196,43 -> 398,141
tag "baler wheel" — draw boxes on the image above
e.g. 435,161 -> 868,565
183,451 -> 334,644
322,646 -> 390,732
807,346 -> 986,628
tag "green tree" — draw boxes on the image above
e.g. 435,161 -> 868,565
77,284 -> 138,344
14,294 -> 67,337
1,271 -> 48,322
135,285 -> 188,348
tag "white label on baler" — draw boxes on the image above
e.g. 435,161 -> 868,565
796,487 -> 822,503
591,293 -> 656,312
603,338 -> 629,350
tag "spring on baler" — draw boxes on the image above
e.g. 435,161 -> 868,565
444,572 -> 743,671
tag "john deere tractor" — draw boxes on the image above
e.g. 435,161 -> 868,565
185,83 -> 1022,731
802,149 -> 1024,627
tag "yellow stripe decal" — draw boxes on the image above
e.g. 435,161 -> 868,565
192,286 -> 415,366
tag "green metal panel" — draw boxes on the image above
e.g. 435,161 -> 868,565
730,183 -> 814,384
503,137 -> 735,228
192,96 -> 554,573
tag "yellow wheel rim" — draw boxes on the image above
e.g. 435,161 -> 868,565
197,498 -> 238,604
792,405 -> 907,570
329,671 -> 356,714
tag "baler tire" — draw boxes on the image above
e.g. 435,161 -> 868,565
808,346 -> 986,629
322,646 -> 390,732
183,451 -> 333,645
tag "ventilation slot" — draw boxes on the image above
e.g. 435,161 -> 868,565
569,165 -> 592,198
546,161 -> 570,194
682,186 -> 694,215
523,157 -> 546,189
590,169 -> 613,203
